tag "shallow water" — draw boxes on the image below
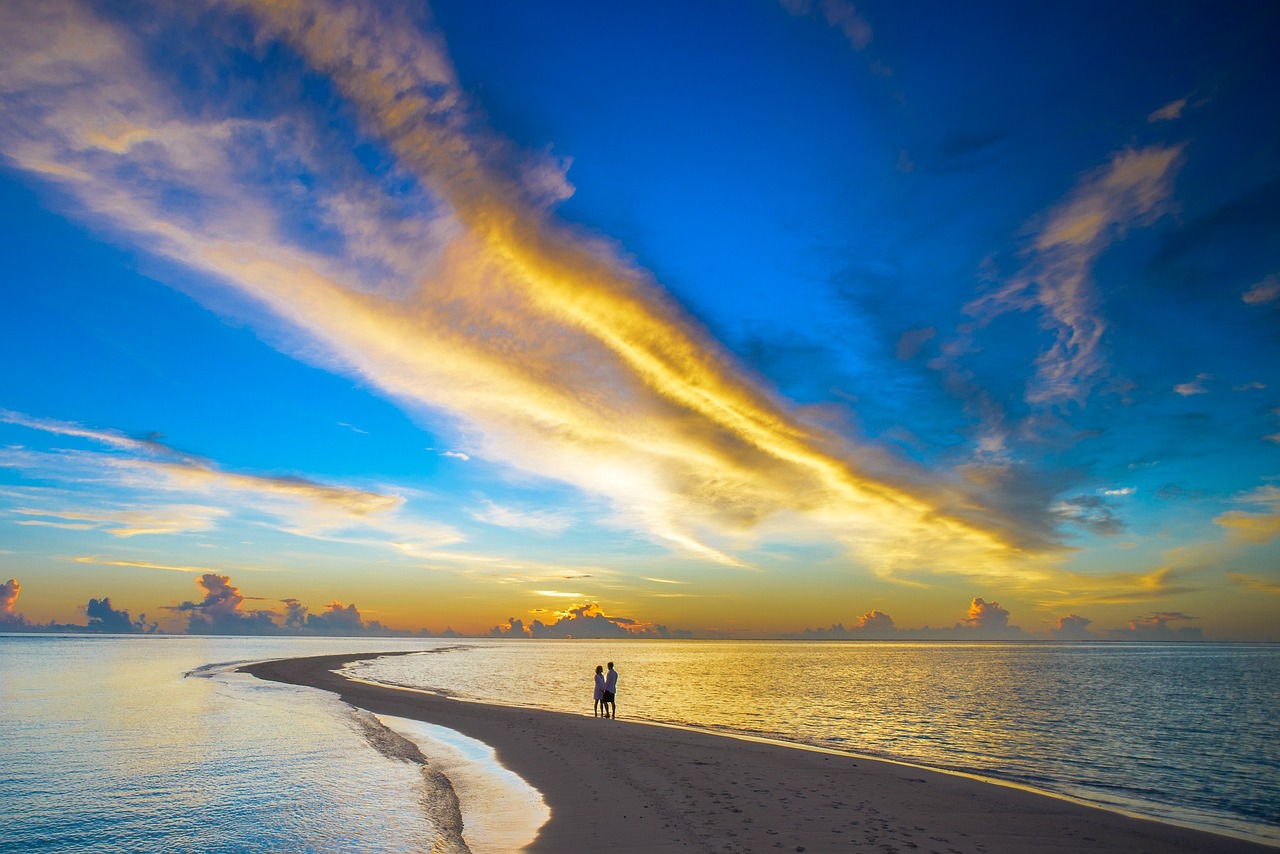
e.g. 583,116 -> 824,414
0,635 -> 540,853
351,639 -> 1280,846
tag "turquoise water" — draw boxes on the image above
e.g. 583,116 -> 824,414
0,635 -> 531,853
2,636 -> 1277,850
352,639 -> 1280,846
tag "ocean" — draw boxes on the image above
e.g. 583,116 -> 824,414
2,635 -> 1277,851
0,634 -> 544,853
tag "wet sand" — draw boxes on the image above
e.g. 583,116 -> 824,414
242,652 -> 1272,853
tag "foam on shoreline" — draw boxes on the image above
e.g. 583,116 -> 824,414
377,714 -> 549,853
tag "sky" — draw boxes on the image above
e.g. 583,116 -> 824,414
1,0 -> 1278,640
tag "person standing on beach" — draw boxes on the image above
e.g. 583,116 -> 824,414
593,665 -> 605,717
603,661 -> 618,719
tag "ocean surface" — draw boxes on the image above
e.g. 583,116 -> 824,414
354,639 -> 1280,846
2,635 -> 1277,851
0,634 -> 544,854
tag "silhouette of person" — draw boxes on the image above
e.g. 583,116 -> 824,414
603,661 -> 618,718
593,665 -> 605,717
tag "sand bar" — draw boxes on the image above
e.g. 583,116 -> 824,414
242,652 -> 1272,853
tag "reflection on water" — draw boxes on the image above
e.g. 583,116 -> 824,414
353,639 -> 1280,845
0,635 -> 462,853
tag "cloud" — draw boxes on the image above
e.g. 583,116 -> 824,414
0,0 -> 1046,580
14,504 -> 228,537
1049,613 -> 1094,640
1147,97 -> 1188,123
1053,494 -> 1125,536
1242,274 -> 1279,305
167,573 -> 280,634
1110,611 -> 1203,641
167,573 -> 411,635
0,410 -> 458,555
1034,565 -> 1198,607
488,602 -> 687,639
305,600 -> 364,633
960,596 -> 1009,629
780,0 -> 872,51
895,327 -> 936,361
68,555 -> 229,573
800,608 -> 897,639
1215,511 -> 1280,543
468,500 -> 573,535
1173,373 -> 1212,396
1214,484 -> 1280,544
281,598 -> 308,630
0,578 -> 25,625
84,596 -> 155,633
965,145 -> 1184,406
1228,573 -> 1280,593
1,410 -> 401,516
798,597 -> 1030,639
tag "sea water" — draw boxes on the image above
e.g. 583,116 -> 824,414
351,639 -> 1280,847
3,636 -> 1277,851
0,634 -> 542,853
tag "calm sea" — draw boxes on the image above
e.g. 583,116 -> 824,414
0,634 -> 543,854
2,636 -> 1277,850
352,639 -> 1280,847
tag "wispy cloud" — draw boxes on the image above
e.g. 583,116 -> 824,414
966,145 -> 1184,407
0,410 -> 458,553
67,555 -> 229,573
1148,96 -> 1189,123
14,504 -> 227,537
1228,572 -> 1280,593
468,500 -> 573,535
0,0 -> 1054,580
780,0 -> 872,51
1214,484 -> 1280,544
1174,373 -> 1212,396
1243,274 -> 1280,305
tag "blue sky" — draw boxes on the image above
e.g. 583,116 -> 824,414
1,0 -> 1277,639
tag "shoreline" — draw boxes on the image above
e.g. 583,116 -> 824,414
241,652 -> 1274,853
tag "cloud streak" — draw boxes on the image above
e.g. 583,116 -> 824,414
966,145 -> 1184,407
0,0 -> 1046,580
0,410 -> 457,554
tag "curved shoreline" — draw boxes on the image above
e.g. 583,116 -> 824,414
241,652 -> 1274,853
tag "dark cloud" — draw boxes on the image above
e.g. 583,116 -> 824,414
84,597 -> 155,633
1049,613 -> 1094,640
1055,494 -> 1126,535
305,601 -> 364,633
281,598 -> 308,630
168,573 -> 279,635
1109,611 -> 1203,641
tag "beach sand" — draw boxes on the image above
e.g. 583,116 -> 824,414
242,652 -> 1270,853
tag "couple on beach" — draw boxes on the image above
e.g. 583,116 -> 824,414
593,662 -> 618,718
